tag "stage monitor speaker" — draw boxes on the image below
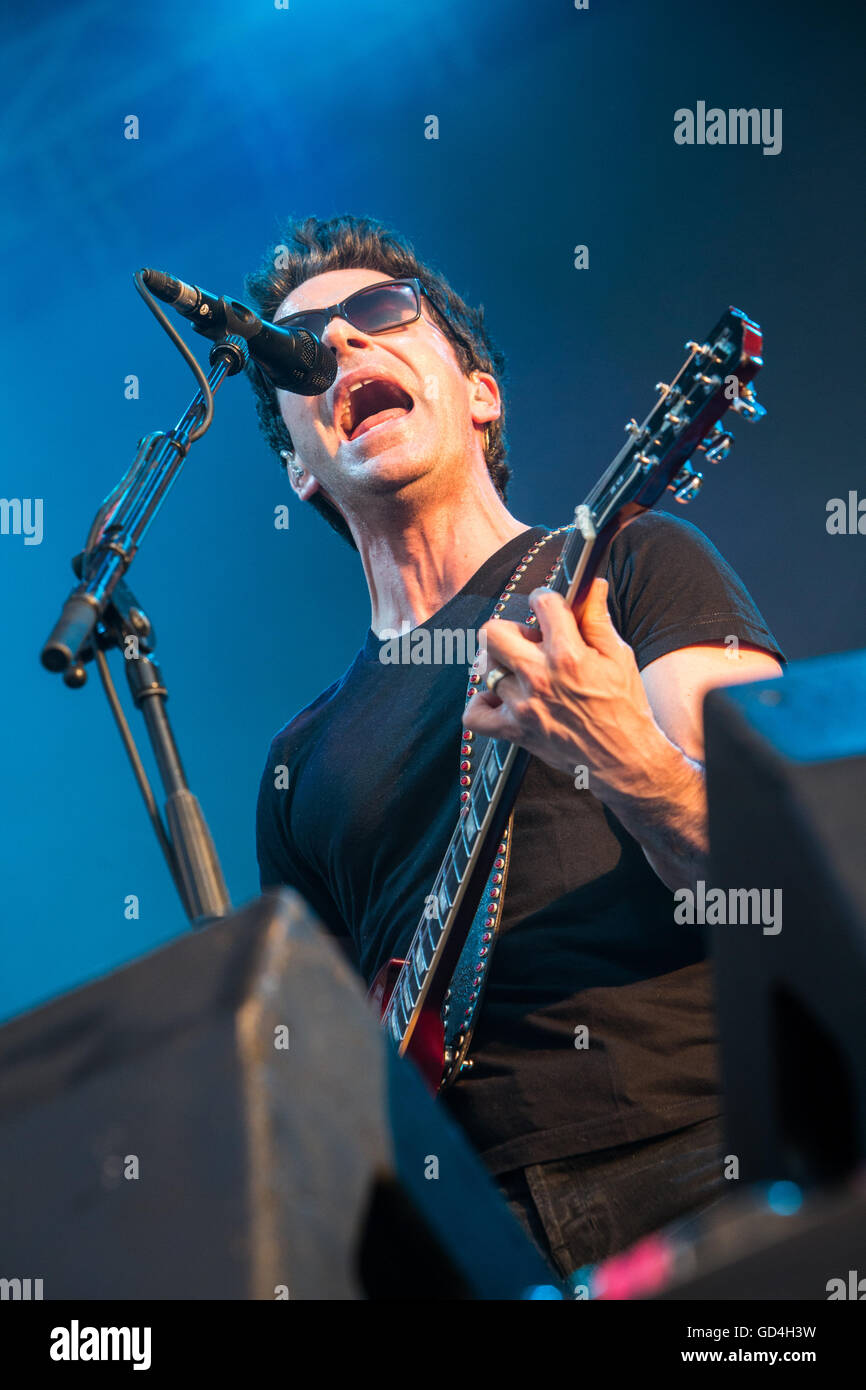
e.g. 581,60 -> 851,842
704,647 -> 866,1188
0,890 -> 552,1299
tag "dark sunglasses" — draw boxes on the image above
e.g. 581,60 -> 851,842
273,276 -> 433,340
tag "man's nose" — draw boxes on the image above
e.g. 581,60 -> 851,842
320,314 -> 375,356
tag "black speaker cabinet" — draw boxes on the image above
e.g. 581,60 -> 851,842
704,647 -> 866,1187
0,890 -> 551,1299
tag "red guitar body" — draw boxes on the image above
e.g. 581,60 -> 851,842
369,959 -> 445,1093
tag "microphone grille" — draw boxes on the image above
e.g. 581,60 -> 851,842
293,332 -> 337,395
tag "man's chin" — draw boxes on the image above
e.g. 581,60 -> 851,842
341,424 -> 431,476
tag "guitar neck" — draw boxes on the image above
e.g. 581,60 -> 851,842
383,506 -> 620,1058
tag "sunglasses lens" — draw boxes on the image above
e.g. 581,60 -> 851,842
349,281 -> 419,332
278,309 -> 329,337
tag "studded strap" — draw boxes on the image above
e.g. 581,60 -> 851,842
439,525 -> 572,1088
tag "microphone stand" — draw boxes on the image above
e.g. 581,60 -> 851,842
40,330 -> 249,927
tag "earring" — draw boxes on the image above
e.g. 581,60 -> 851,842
280,448 -> 303,482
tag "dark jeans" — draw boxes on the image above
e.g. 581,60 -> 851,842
495,1113 -> 728,1286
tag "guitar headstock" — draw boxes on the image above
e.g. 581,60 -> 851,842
587,308 -> 765,532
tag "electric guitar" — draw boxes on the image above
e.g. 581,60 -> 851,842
369,308 -> 766,1093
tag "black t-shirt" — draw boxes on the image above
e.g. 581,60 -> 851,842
256,513 -> 784,1175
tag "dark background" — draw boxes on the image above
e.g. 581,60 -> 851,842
1,0 -> 863,1020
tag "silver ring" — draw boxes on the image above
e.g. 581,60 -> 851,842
485,665 -> 509,695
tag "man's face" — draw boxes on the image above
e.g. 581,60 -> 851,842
272,268 -> 499,521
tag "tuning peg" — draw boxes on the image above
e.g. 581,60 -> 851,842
624,418 -> 643,436
698,424 -> 734,463
669,463 -> 704,503
675,473 -> 703,503
685,340 -> 711,358
729,384 -> 766,422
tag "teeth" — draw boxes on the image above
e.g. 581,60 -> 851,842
341,380 -> 371,433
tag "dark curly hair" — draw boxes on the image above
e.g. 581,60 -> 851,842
243,214 -> 511,548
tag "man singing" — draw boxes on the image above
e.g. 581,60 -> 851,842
250,215 -> 783,1283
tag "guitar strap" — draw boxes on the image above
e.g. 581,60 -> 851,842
440,525 -> 571,1089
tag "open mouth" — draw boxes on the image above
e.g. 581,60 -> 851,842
340,377 -> 415,442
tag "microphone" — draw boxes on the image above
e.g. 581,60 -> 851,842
140,268 -> 336,395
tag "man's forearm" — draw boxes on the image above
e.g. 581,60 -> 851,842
594,723 -> 708,893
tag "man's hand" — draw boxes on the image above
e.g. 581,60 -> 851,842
463,578 -> 782,892
464,579 -> 667,807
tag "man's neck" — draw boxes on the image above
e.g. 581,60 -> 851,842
358,490 -> 532,636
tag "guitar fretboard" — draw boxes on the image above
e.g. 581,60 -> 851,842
382,523 -> 585,1050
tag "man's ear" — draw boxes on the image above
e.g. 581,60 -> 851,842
281,449 -> 322,502
292,469 -> 321,503
468,369 -> 501,427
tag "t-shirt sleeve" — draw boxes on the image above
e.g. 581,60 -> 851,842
255,736 -> 356,951
605,511 -> 785,670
